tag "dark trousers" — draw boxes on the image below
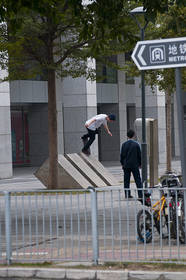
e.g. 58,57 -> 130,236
123,167 -> 143,198
82,128 -> 98,151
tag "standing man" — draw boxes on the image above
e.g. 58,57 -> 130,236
81,113 -> 116,155
120,129 -> 143,199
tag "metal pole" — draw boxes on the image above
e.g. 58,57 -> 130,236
88,187 -> 99,264
4,191 -> 12,265
141,27 -> 148,188
130,11 -> 149,188
175,67 -> 186,242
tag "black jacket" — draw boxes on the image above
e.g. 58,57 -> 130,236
120,139 -> 141,169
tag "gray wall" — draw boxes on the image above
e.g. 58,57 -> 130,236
0,73 -> 12,178
97,103 -> 120,161
10,80 -> 48,103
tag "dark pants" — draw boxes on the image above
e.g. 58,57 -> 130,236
123,167 -> 143,198
82,128 -> 98,151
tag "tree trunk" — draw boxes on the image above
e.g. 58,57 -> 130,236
47,68 -> 58,189
166,90 -> 172,173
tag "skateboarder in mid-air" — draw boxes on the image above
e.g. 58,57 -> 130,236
81,114 -> 116,155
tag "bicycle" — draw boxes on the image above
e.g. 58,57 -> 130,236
137,172 -> 185,243
161,172 -> 185,243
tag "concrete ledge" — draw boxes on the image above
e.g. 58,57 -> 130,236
36,268 -> 66,279
128,270 -> 186,280
96,270 -> 128,280
7,267 -> 37,278
66,269 -> 96,279
35,155 -> 91,189
79,153 -> 119,186
65,153 -> 107,187
0,268 -> 186,280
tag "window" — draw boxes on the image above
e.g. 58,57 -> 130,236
23,60 -> 47,81
96,56 -> 117,84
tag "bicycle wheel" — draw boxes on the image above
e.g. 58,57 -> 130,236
178,197 -> 185,244
169,199 -> 177,239
154,208 -> 169,239
170,195 -> 185,243
168,195 -> 183,240
137,209 -> 152,243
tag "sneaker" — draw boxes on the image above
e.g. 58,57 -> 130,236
138,198 -> 151,207
82,149 -> 90,155
125,195 -> 133,199
138,198 -> 143,205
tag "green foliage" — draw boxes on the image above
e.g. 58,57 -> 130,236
0,0 -> 185,88
0,0 -> 138,82
140,0 -> 185,23
124,3 -> 186,94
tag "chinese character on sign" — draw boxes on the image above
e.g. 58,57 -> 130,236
169,44 -> 178,55
179,43 -> 186,54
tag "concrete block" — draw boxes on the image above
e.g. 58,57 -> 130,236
163,272 -> 186,280
128,271 -> 164,280
97,270 -> 128,280
7,267 -> 36,278
80,153 -> 119,186
65,153 -> 107,187
0,268 -> 7,278
35,154 -> 91,189
36,268 -> 66,279
66,269 -> 96,280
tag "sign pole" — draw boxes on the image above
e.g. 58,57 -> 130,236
140,26 -> 148,189
141,68 -> 147,188
175,67 -> 186,242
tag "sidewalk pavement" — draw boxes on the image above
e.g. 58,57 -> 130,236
0,160 -> 181,191
104,159 -> 182,182
0,166 -> 45,191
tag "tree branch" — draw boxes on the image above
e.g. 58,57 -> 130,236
55,40 -> 90,65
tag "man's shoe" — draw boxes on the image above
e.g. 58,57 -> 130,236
82,149 -> 90,155
126,195 -> 133,199
138,198 -> 143,205
138,198 -> 151,207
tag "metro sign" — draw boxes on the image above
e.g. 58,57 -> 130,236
132,37 -> 186,70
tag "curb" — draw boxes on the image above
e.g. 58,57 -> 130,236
0,268 -> 186,280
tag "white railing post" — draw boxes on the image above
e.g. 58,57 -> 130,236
4,191 -> 12,265
88,187 -> 99,264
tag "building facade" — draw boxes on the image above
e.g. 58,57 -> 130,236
0,54 -> 180,178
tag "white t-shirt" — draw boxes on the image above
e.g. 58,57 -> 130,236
85,114 -> 107,131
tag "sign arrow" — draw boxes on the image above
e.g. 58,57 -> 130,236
138,45 -> 146,66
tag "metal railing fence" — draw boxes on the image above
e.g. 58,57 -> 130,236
0,186 -> 186,264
